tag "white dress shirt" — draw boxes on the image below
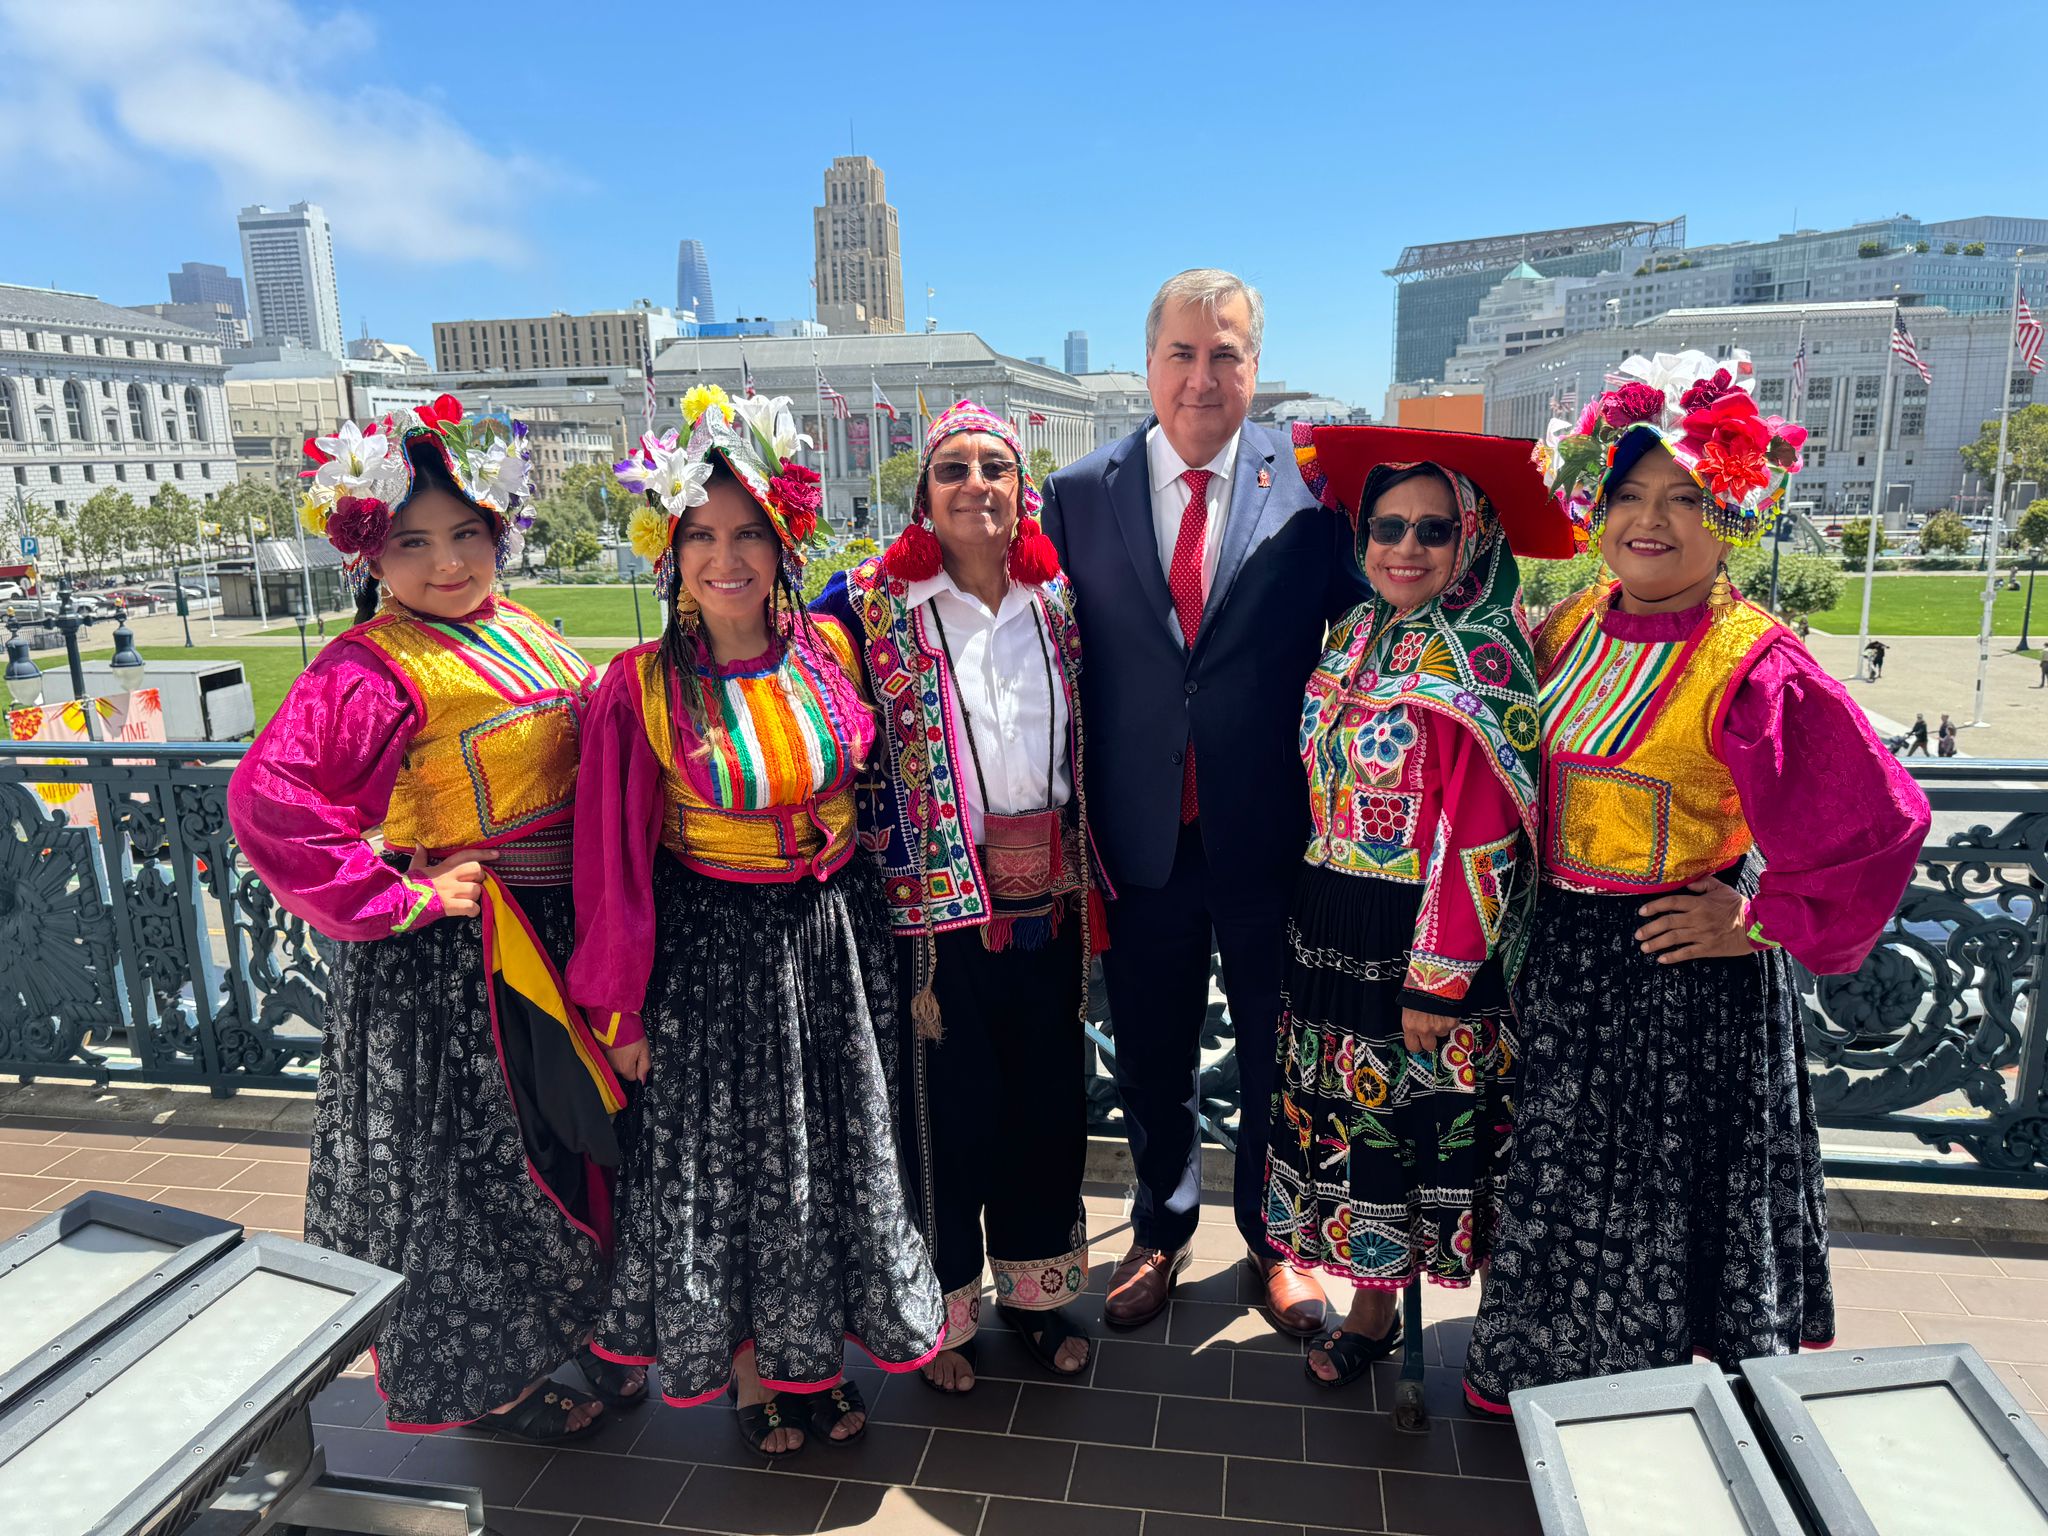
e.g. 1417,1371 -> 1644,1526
1145,422 -> 1242,604
905,568 -> 1073,846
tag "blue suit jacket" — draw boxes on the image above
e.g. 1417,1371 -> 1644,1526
1041,418 -> 1370,892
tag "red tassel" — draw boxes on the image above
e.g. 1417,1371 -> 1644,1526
883,521 -> 945,580
1006,516 -> 1061,584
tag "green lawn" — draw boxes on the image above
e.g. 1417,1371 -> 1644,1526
502,583 -> 660,639
33,640 -> 631,734
1806,574 -> 2038,636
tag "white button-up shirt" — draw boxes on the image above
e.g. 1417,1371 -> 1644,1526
905,568 -> 1072,847
1145,422 -> 1241,602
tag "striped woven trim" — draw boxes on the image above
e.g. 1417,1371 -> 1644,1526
1540,621 -> 1686,757
390,877 -> 437,935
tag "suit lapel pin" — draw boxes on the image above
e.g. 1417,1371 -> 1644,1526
1257,468 -> 1271,488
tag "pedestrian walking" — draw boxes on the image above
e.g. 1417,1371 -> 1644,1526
1906,713 -> 1930,756
1864,639 -> 1887,679
1937,713 -> 1958,757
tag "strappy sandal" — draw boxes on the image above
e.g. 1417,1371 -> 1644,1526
1304,1316 -> 1403,1389
997,1304 -> 1092,1378
579,1343 -> 650,1412
811,1380 -> 869,1446
486,1381 -> 607,1442
729,1382 -> 807,1458
919,1337 -> 979,1394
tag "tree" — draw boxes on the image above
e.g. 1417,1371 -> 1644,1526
1727,544 -> 1843,619
141,484 -> 197,569
1918,509 -> 1972,555
213,478 -> 290,545
1959,403 -> 2048,494
1026,447 -> 1059,489
1964,242 -> 1987,257
800,536 -> 881,604
558,460 -> 641,538
1517,548 -> 1602,615
877,450 -> 921,517
528,495 -> 600,572
1839,517 -> 1887,563
72,490 -> 142,575
2017,500 -> 2048,563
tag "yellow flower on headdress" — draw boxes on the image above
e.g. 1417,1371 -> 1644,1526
682,384 -> 733,426
298,493 -> 329,536
627,505 -> 672,562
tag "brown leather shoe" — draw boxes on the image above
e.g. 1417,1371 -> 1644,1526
1103,1244 -> 1191,1330
1249,1249 -> 1329,1338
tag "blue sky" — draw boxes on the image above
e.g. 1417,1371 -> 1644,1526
3,0 -> 2042,405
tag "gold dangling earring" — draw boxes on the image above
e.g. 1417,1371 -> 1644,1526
1709,560 -> 1734,616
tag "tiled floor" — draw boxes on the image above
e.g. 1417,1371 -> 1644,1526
3,1111 -> 2045,1536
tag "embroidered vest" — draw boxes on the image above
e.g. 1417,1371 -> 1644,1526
351,599 -> 591,875
632,634 -> 863,884
1537,583 -> 1780,894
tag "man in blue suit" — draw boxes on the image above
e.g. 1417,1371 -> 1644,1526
1041,270 -> 1369,1334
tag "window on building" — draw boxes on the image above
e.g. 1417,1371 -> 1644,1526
1807,376 -> 1833,402
185,388 -> 204,440
53,500 -> 64,516
163,414 -> 179,443
1855,374 -> 1881,400
63,381 -> 86,438
38,413 -> 56,445
93,337 -> 105,355
10,467 -> 21,485
60,333 -> 72,353
1901,406 -> 1925,436
84,465 -> 95,482
2014,372 -> 2035,406
174,462 -> 185,479
103,411 -> 119,441
1852,409 -> 1876,436
145,463 -> 156,479
1757,378 -> 1785,406
24,332 -> 37,349
128,383 -> 150,439
116,464 -> 127,481
47,464 -> 60,482
0,383 -> 14,440
201,462 -> 212,478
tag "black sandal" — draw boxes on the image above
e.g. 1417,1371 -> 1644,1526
919,1337 -> 979,1394
998,1303 -> 1092,1378
1304,1316 -> 1403,1389
579,1343 -> 650,1411
486,1381 -> 607,1442
729,1382 -> 807,1458
811,1380 -> 868,1445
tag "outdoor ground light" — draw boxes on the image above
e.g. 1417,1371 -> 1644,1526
1743,1344 -> 2048,1535
0,1229 -> 399,1536
0,1192 -> 239,1415
1511,1361 -> 1805,1536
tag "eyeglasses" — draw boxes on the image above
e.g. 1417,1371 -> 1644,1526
930,459 -> 1018,486
1366,515 -> 1459,548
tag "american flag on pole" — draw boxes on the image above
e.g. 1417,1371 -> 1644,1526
2018,288 -> 2045,376
871,374 -> 898,420
642,354 -> 657,432
1890,312 -> 1933,384
739,351 -> 756,397
1790,325 -> 1809,414
819,375 -> 851,421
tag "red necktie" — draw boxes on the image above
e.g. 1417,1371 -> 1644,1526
1168,469 -> 1210,823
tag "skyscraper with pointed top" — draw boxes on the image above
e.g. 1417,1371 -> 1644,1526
676,240 -> 716,323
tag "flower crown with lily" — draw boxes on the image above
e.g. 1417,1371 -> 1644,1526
619,385 -> 829,600
296,393 -> 536,594
1536,349 -> 1807,548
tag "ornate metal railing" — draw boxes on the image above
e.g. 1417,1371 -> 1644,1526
1,743 -> 2042,1183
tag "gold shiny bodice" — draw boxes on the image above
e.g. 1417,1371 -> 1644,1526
1538,584 -> 1780,894
353,601 -> 590,861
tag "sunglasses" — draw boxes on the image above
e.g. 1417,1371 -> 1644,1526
930,458 -> 1018,486
1366,515 -> 1459,548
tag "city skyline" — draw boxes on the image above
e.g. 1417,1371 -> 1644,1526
3,1 -> 2042,404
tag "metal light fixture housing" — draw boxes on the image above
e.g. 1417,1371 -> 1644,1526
1742,1343 -> 2048,1536
1512,1361 -> 1805,1536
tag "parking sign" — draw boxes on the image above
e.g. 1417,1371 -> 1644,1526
19,536 -> 36,558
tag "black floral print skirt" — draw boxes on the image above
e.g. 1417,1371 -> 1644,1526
309,883 -> 608,1429
1263,865 -> 1516,1291
596,854 -> 945,1405
1464,882 -> 1833,1411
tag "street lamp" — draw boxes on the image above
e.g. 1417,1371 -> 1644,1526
107,618 -> 148,699
4,630 -> 42,710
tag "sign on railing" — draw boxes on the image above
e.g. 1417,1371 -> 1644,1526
0,745 -> 2041,1183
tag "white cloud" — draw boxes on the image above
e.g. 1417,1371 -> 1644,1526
0,0 -> 554,265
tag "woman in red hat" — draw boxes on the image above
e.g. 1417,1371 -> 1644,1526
1263,425 -> 1561,1388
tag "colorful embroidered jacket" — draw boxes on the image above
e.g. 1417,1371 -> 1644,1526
1300,613 -> 1529,1012
227,594 -> 594,939
1534,583 -> 1930,974
812,558 -> 1110,939
569,616 -> 876,1045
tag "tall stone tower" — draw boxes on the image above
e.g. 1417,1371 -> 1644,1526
813,156 -> 904,335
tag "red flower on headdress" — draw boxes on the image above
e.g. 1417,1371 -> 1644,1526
770,461 -> 823,527
1600,383 -> 1665,429
1679,391 -> 1771,457
417,394 -> 464,430
326,496 -> 393,558
1679,369 -> 1736,410
1696,437 -> 1773,502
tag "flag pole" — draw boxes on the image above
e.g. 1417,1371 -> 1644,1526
1770,314 -> 1806,614
1971,250 -> 2026,728
1854,298 -> 1900,682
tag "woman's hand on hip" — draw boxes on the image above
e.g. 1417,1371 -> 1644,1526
409,846 -> 498,922
1635,877 -> 1756,963
1401,1007 -> 1458,1053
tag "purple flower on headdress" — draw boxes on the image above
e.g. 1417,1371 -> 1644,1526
1601,383 -> 1666,429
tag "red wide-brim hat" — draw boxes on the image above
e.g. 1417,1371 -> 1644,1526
1307,425 -> 1578,560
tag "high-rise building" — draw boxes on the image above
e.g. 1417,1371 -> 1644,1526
1064,330 -> 1089,374
676,240 -> 716,323
127,301 -> 249,348
237,202 -> 344,358
813,156 -> 905,335
168,261 -> 246,320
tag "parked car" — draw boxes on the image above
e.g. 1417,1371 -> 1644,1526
104,587 -> 161,613
0,582 -> 22,601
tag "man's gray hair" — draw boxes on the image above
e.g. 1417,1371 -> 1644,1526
1144,269 -> 1264,359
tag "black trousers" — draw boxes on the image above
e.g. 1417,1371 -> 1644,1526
1101,820 -> 1289,1253
901,921 -> 1090,1345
